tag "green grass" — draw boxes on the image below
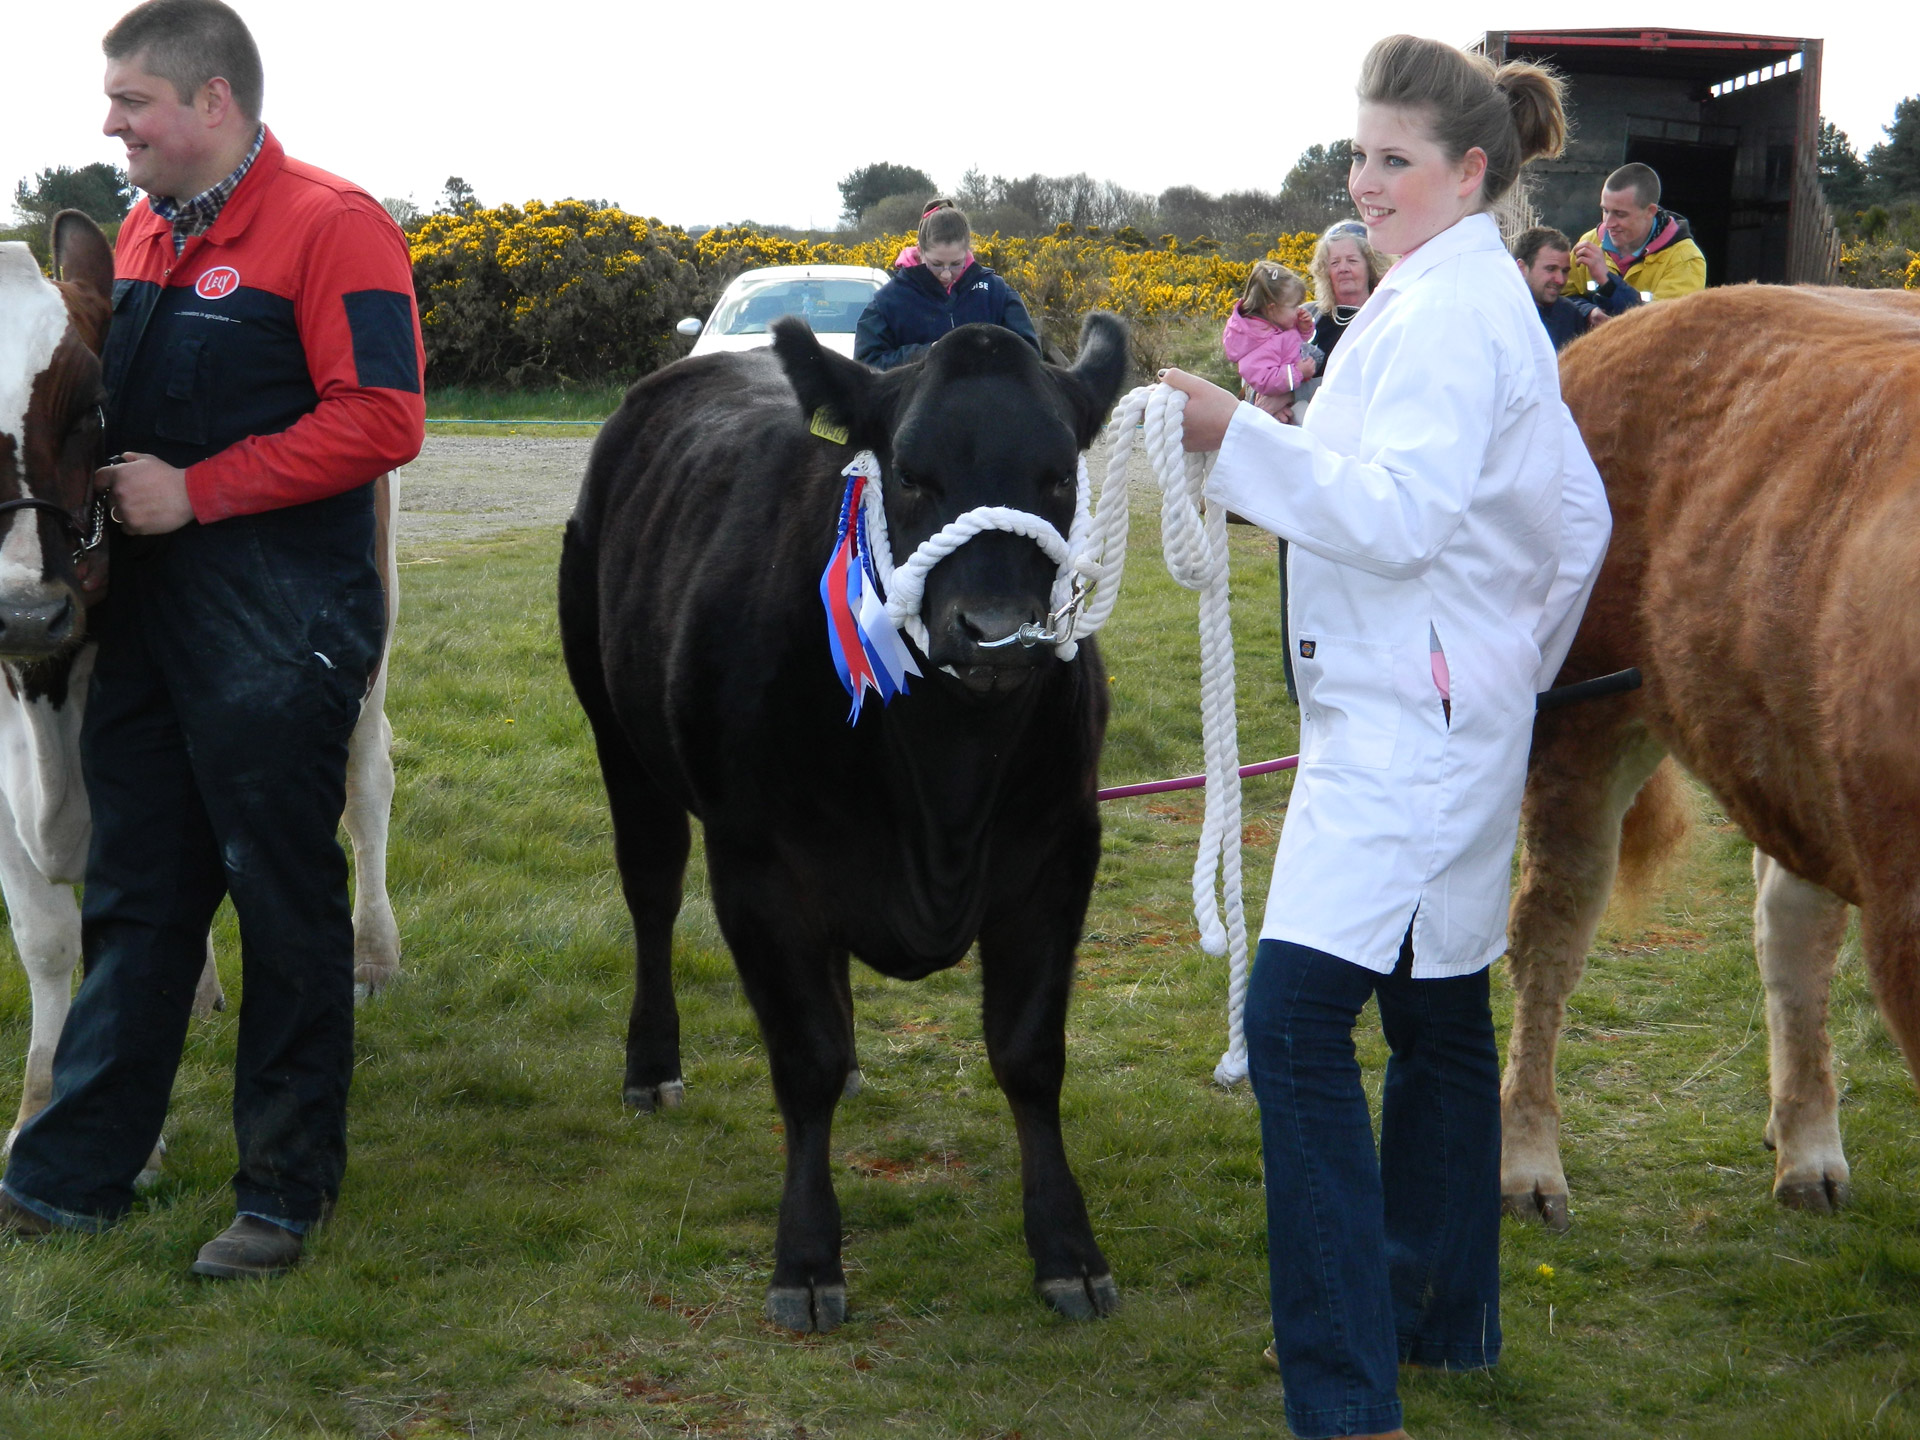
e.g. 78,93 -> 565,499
424,384 -> 626,437
2,498 -> 1918,1438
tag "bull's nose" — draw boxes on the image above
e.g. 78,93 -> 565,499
0,596 -> 76,656
953,603 -> 1041,650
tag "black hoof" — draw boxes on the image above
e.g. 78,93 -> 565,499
1501,1189 -> 1571,1234
1037,1272 -> 1119,1320
1776,1177 -> 1849,1212
764,1282 -> 847,1333
843,1069 -> 864,1099
623,1079 -> 685,1113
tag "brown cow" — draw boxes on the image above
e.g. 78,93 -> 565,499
1500,284 -> 1920,1228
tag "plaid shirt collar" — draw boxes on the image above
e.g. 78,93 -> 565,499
149,125 -> 266,255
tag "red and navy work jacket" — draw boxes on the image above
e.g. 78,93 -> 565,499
104,129 -> 426,523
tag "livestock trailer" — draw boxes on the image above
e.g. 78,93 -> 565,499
1478,28 -> 1840,285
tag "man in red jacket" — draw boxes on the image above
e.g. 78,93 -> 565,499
0,0 -> 424,1277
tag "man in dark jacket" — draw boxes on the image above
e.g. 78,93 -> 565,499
0,0 -> 423,1277
855,202 -> 1039,369
1514,226 -> 1638,352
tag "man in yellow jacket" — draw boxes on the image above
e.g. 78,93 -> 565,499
1564,162 -> 1707,303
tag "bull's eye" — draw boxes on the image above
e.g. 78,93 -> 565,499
896,467 -> 924,492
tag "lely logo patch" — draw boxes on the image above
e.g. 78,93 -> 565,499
195,266 -> 241,300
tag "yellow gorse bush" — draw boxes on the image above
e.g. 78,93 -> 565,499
1837,234 -> 1920,291
410,203 -> 1324,385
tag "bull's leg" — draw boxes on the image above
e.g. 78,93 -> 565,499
1856,876 -> 1920,1170
605,757 -> 691,1113
978,911 -> 1115,1319
830,950 -> 863,1098
0,834 -> 81,1149
1502,721 -> 1667,1231
349,471 -> 401,997
560,572 -> 692,1110
345,670 -> 401,997
1750,850 -> 1851,1211
191,935 -> 225,1017
717,889 -> 854,1332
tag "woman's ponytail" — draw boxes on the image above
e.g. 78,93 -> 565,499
1495,60 -> 1569,167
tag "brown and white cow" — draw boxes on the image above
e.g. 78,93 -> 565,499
1500,284 -> 1920,1228
0,212 -> 401,1174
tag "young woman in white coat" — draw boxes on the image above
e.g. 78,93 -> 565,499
1163,35 -> 1612,1440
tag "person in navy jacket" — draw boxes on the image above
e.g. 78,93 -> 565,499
0,0 -> 423,1279
855,201 -> 1040,369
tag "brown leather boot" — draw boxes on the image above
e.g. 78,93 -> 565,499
0,1191 -> 58,1237
189,1216 -> 305,1279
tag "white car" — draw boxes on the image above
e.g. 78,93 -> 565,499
677,264 -> 891,359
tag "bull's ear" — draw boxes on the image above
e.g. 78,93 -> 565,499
51,210 -> 114,304
771,316 -> 902,449
1053,311 -> 1131,449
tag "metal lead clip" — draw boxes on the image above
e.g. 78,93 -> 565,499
978,620 -> 1061,649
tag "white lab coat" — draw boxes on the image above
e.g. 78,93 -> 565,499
1206,212 -> 1611,977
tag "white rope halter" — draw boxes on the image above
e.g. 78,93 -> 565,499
852,382 -> 1249,1087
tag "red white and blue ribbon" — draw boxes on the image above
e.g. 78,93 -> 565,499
820,455 -> 921,723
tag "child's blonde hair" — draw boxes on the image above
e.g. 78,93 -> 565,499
1240,261 -> 1306,317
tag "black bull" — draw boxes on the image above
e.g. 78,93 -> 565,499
558,314 -> 1131,1332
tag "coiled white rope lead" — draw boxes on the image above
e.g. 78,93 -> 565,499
1104,385 -> 1249,1087
848,381 -> 1248,1086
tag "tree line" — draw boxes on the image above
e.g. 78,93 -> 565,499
833,144 -> 1356,243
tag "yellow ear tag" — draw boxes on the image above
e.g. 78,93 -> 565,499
809,408 -> 851,445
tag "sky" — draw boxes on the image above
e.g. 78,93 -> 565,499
7,2 -> 1913,231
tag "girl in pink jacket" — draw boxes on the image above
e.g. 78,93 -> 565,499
1221,262 -> 1317,423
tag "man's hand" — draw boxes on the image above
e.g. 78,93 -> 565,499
1572,239 -> 1610,288
1587,308 -> 1610,329
1159,369 -> 1241,451
96,452 -> 195,536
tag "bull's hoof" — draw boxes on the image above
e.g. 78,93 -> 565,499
1501,1188 -> 1571,1233
134,1137 -> 167,1193
1776,1175 -> 1849,1213
764,1282 -> 847,1333
1037,1272 -> 1119,1320
843,1069 -> 864,1099
624,1079 -> 686,1113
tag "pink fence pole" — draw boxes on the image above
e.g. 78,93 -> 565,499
1096,754 -> 1298,803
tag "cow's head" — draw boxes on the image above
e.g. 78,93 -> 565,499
0,212 -> 114,663
775,312 -> 1129,696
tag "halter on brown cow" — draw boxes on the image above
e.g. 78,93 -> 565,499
0,212 -> 402,1176
1500,284 -> 1920,1228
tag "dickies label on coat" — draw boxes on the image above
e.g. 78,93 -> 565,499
1300,639 -> 1316,658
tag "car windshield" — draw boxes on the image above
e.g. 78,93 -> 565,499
711,278 -> 878,336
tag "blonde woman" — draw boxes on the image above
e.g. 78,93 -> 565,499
1306,217 -> 1392,371
1164,34 -> 1610,1440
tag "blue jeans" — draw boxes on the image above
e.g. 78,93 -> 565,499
1247,934 -> 1501,1438
3,487 -> 383,1233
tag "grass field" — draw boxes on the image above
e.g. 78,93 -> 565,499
424,385 -> 623,439
2,484 -> 1918,1439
